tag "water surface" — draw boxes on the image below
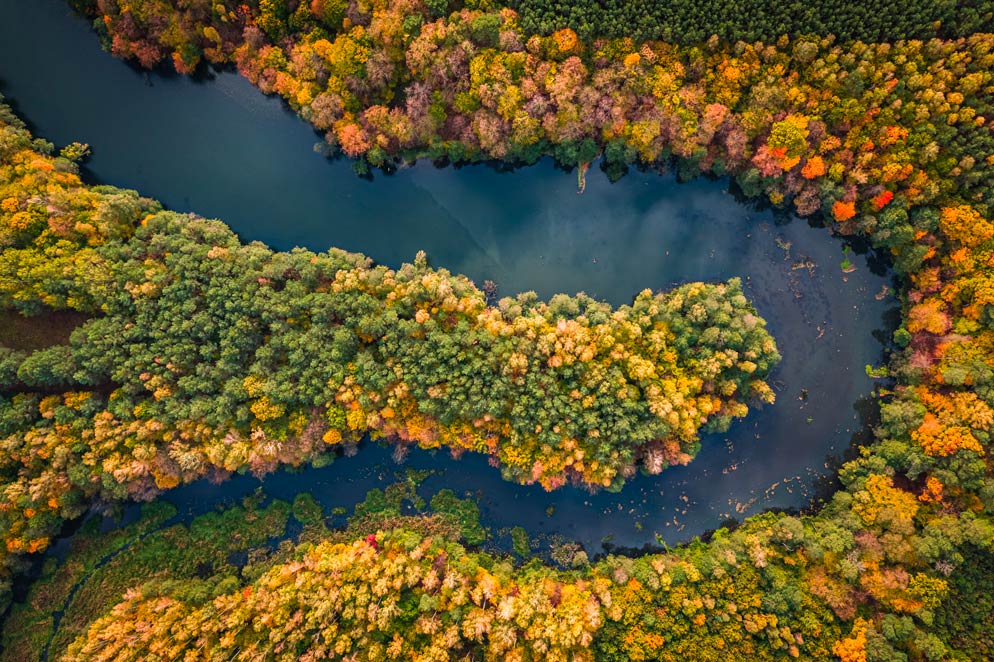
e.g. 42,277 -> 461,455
0,0 -> 895,549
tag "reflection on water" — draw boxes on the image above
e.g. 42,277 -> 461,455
0,0 -> 895,548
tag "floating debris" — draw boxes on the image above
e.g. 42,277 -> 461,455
577,161 -> 589,194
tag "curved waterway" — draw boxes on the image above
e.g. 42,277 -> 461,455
1,0 -> 895,551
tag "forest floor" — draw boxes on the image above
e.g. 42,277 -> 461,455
0,309 -> 89,350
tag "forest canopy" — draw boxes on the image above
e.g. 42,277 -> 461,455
78,0 -> 994,233
0,0 -> 992,659
0,95 -> 778,610
507,0 -> 994,44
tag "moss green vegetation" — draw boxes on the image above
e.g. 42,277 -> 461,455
291,492 -> 325,527
347,473 -> 489,545
0,502 -> 176,662
429,489 -> 487,545
510,525 -> 531,557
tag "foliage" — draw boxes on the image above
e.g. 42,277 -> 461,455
429,489 -> 487,545
63,525 -> 604,662
933,545 -> 994,659
508,0 -> 994,44
0,496 -> 290,662
4,2 -> 994,659
0,94 -> 778,610
0,502 -> 175,662
82,1 -> 994,243
510,525 -> 531,557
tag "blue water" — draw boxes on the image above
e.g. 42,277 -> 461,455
0,0 -> 895,550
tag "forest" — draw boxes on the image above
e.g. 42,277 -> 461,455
0,95 -> 778,609
0,0 -> 992,659
73,1 -> 994,243
506,0 -> 994,44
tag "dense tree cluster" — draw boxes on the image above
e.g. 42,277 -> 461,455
3,480 -> 504,662
71,0 -> 994,57
933,546 -> 994,659
64,529 -> 606,662
0,490 -> 854,662
0,97 -> 777,610
51,493 -> 993,662
508,0 -> 994,45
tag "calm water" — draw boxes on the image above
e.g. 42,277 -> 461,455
0,0 -> 895,550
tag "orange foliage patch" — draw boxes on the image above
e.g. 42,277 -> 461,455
832,619 -> 868,662
337,122 -> 371,157
832,200 -> 856,222
871,190 -> 894,210
801,155 -> 826,179
912,413 -> 985,457
906,299 -> 950,335
918,476 -> 944,503
551,28 -> 579,54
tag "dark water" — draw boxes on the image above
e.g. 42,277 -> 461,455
0,0 -> 895,550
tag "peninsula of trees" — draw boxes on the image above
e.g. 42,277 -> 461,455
0,96 -> 777,608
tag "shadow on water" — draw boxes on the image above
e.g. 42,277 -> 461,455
1,0 -> 899,555
807,393 -> 886,510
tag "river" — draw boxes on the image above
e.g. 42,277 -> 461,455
0,0 -> 895,551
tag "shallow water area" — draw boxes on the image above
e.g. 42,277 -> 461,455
1,0 -> 895,550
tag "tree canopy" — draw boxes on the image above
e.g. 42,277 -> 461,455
0,95 -> 777,611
